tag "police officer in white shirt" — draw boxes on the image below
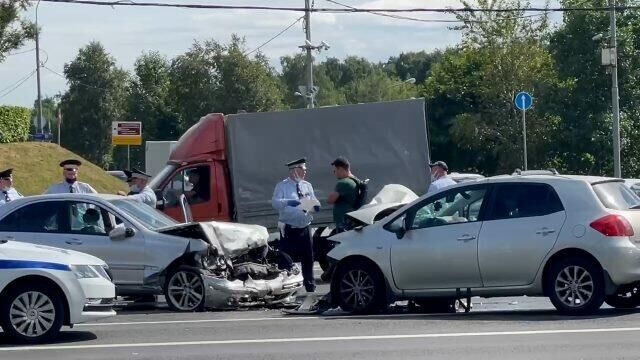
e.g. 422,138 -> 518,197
118,168 -> 156,207
426,161 -> 456,195
45,159 -> 97,194
0,168 -> 23,204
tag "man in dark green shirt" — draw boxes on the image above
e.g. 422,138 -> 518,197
327,157 -> 358,231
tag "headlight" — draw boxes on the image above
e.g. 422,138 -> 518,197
71,265 -> 111,280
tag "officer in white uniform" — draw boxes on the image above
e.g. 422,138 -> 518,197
426,161 -> 456,196
45,159 -> 98,194
0,168 -> 23,205
119,168 -> 156,207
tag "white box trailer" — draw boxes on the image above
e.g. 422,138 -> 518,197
145,141 -> 177,177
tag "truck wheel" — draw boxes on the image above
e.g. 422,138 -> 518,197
0,283 -> 65,344
331,259 -> 386,314
546,257 -> 605,315
164,267 -> 206,312
605,286 -> 640,309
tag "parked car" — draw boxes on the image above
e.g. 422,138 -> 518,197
624,178 -> 640,197
1,240 -> 115,343
0,194 -> 303,312
450,173 -> 485,183
325,171 -> 640,315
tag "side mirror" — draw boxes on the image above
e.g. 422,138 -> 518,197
109,226 -> 135,240
387,217 -> 407,239
155,190 -> 165,210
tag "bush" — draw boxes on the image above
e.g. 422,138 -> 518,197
0,106 -> 31,143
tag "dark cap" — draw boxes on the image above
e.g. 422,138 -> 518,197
331,156 -> 350,169
0,168 -> 13,179
60,159 -> 82,168
286,158 -> 307,169
429,161 -> 448,171
123,169 -> 133,182
130,168 -> 151,180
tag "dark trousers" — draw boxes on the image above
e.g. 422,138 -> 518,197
279,224 -> 315,292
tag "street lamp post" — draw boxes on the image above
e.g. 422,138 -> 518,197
35,0 -> 43,135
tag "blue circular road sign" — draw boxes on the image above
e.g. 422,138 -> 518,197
514,92 -> 533,111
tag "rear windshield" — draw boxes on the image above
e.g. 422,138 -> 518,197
592,181 -> 640,210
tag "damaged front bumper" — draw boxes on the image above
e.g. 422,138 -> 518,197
202,266 -> 305,309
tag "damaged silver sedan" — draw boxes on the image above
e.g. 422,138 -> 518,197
0,193 -> 304,311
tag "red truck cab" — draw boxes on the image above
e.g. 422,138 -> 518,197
149,114 -> 232,223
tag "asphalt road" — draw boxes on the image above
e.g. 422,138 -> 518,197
2,266 -> 640,359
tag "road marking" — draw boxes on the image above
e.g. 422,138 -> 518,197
3,327 -> 640,351
77,312 -> 437,327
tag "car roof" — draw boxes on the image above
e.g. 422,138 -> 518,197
0,193 -> 127,213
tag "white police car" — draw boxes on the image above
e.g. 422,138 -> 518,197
0,240 -> 116,343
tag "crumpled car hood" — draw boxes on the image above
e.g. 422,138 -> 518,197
346,184 -> 418,224
157,221 -> 269,259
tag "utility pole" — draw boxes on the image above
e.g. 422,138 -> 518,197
610,0 -> 621,178
35,0 -> 43,136
304,0 -> 314,108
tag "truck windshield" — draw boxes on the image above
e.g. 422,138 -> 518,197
148,164 -> 177,189
109,199 -> 178,230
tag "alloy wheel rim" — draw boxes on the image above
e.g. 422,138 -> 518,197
555,265 -> 594,308
10,291 -> 56,337
340,269 -> 375,309
168,271 -> 204,311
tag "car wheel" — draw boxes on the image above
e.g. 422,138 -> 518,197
0,283 -> 65,344
605,286 -> 640,309
546,257 -> 605,315
164,267 -> 206,312
331,259 -> 386,314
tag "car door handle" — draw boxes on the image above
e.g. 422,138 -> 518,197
65,239 -> 83,245
536,228 -> 556,236
457,234 -> 476,242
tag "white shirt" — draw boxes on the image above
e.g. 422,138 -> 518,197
426,176 -> 457,196
126,186 -> 157,208
271,178 -> 317,228
0,187 -> 23,205
45,181 -> 97,194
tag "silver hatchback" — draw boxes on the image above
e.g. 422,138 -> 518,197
326,173 -> 640,315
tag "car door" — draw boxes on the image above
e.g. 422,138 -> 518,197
0,200 -> 67,247
64,200 -> 146,286
389,184 -> 491,290
478,182 -> 566,287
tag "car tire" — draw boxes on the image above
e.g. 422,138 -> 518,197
546,256 -> 605,315
0,283 -> 65,344
164,267 -> 206,312
331,259 -> 386,314
605,286 -> 640,309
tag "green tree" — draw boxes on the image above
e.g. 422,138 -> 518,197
344,70 -> 418,104
385,51 -> 444,84
59,42 -> 129,168
0,0 -> 36,62
549,0 -> 640,176
280,54 -> 346,108
424,0 -> 568,174
115,51 -> 178,170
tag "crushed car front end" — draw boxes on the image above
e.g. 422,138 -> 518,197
157,221 -> 304,310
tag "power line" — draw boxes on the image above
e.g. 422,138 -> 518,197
0,70 -> 37,100
245,15 -> 305,56
6,48 -> 36,57
325,0 -> 548,23
43,65 -> 110,92
37,0 -> 640,13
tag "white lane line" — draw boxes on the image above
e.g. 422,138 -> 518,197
3,327 -> 640,351
76,312 -> 437,327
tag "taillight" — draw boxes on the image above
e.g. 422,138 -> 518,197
590,215 -> 634,237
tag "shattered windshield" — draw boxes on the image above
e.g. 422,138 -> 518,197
109,199 -> 178,231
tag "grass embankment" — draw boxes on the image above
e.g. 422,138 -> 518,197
0,142 -> 128,195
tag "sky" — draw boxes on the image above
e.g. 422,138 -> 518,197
0,0 -> 559,109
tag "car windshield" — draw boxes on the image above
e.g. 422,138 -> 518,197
109,199 -> 179,230
592,181 -> 640,210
